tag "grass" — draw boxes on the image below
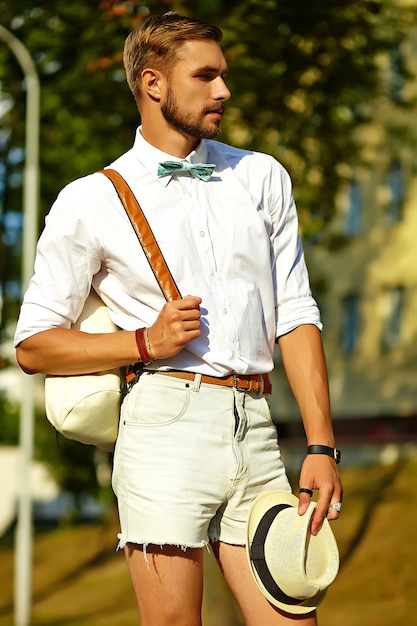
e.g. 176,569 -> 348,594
1,456 -> 416,625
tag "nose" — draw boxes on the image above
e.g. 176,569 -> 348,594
215,76 -> 231,101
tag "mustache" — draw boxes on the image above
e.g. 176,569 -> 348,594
204,105 -> 226,114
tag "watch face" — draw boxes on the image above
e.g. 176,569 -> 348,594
335,449 -> 341,463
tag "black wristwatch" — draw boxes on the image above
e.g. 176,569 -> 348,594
307,444 -> 341,464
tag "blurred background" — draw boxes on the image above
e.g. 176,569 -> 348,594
1,0 -> 417,624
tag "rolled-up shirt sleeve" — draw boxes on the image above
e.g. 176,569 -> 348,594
270,164 -> 322,338
14,181 -> 101,346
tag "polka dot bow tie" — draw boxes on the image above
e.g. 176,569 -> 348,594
157,160 -> 216,182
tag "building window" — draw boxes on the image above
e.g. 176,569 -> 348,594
342,294 -> 360,353
386,162 -> 404,223
346,181 -> 362,236
383,287 -> 404,348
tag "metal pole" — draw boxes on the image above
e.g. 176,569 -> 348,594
0,24 -> 39,626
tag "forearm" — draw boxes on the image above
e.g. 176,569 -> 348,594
16,327 -> 139,376
16,296 -> 203,376
277,324 -> 334,446
278,324 -> 342,534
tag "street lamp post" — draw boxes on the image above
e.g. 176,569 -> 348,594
0,24 -> 39,626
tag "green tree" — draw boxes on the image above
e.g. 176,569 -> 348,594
209,0 -> 416,240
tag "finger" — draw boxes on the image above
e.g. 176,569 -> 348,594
182,308 -> 202,322
171,298 -> 202,321
327,505 -> 341,519
311,491 -> 343,534
180,295 -> 202,309
327,497 -> 343,520
310,489 -> 333,535
298,487 -> 313,515
182,320 -> 201,333
164,299 -> 201,325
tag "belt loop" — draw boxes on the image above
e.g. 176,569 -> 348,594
192,373 -> 202,392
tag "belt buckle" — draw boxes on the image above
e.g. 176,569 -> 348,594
233,374 -> 263,395
233,374 -> 247,393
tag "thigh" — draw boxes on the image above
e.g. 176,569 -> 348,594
125,543 -> 204,626
212,542 -> 317,626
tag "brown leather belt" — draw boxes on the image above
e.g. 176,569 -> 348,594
155,371 -> 271,395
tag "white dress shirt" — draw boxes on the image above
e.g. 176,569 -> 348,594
14,128 -> 321,376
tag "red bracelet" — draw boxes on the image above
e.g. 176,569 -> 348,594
135,327 -> 152,363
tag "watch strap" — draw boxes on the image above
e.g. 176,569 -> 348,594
307,444 -> 341,464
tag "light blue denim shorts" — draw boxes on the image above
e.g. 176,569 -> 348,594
112,371 -> 291,550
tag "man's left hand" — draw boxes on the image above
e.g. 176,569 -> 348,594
297,453 -> 343,535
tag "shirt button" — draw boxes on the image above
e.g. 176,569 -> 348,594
200,231 -> 205,237
223,308 -> 227,315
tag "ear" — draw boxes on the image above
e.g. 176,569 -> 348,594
141,68 -> 162,101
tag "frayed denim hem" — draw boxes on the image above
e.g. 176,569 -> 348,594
116,533 -> 210,557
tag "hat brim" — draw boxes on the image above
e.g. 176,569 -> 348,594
246,490 -> 337,615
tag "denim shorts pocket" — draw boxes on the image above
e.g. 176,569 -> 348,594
122,374 -> 190,427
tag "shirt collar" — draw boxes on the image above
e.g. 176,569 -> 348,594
132,127 -> 209,187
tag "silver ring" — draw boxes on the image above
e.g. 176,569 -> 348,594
329,502 -> 342,513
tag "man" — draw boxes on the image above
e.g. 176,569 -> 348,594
15,11 -> 342,626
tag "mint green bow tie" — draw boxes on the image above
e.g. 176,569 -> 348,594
157,160 -> 215,182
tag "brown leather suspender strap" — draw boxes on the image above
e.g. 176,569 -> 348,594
99,168 -> 182,302
99,169 -> 272,396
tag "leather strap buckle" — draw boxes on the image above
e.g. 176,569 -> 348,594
233,373 -> 268,395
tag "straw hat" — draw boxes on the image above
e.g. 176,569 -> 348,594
246,491 -> 339,614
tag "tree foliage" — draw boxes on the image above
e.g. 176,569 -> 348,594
0,0 -> 415,494
210,0 -> 416,236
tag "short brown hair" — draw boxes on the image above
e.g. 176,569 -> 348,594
124,11 -> 223,106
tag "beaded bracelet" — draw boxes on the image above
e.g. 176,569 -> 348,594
144,327 -> 155,361
135,327 -> 152,363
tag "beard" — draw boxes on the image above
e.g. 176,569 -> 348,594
161,85 -> 222,140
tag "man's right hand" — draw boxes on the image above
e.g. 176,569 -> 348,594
147,295 -> 202,360
16,295 -> 203,376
